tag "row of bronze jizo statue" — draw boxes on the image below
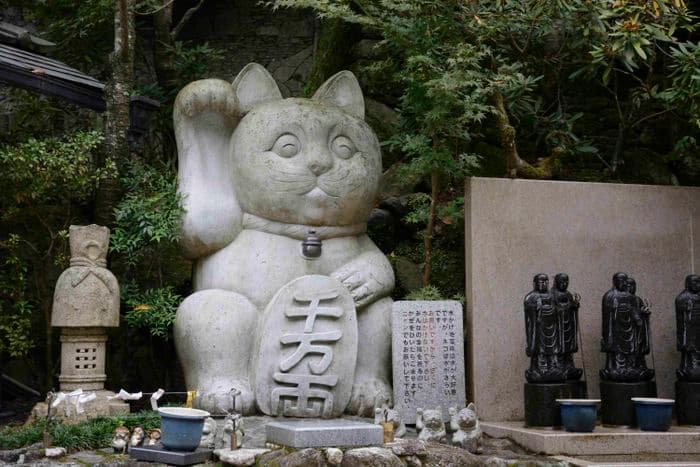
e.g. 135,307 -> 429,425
524,272 -> 700,383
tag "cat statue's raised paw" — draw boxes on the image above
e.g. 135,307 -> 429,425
449,403 -> 481,453
416,407 -> 446,443
173,63 -> 394,418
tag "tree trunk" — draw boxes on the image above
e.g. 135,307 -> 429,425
153,2 -> 177,91
422,169 -> 439,287
491,90 -> 559,179
95,0 -> 135,225
304,18 -> 356,96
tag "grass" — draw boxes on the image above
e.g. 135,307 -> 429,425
0,411 -> 160,452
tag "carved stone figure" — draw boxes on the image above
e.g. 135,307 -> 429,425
449,403 -> 481,453
374,404 -> 406,438
600,273 -> 654,381
129,426 -> 145,448
147,429 -> 161,446
676,274 -> 700,381
551,273 -> 583,381
112,426 -> 129,454
173,63 -> 394,417
416,407 -> 446,443
199,417 -> 219,449
51,224 -> 120,391
524,274 -> 564,382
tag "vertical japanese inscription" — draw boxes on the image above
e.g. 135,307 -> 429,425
272,288 -> 344,417
392,301 -> 466,423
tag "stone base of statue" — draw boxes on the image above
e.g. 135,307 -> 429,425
600,380 -> 656,426
676,380 -> 700,426
27,390 -> 129,425
524,381 -> 587,427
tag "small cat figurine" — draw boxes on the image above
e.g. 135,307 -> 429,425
416,407 -> 446,443
449,403 -> 481,453
129,426 -> 145,449
147,428 -> 161,446
173,62 -> 394,417
112,426 -> 129,454
374,405 -> 406,438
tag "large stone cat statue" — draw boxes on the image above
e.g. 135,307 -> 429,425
173,63 -> 394,417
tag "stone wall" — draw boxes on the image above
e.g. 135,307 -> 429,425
179,0 -> 316,95
465,177 -> 700,421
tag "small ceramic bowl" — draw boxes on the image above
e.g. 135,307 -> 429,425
631,397 -> 674,431
556,399 -> 601,432
158,407 -> 210,451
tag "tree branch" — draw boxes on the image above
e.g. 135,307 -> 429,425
171,0 -> 205,40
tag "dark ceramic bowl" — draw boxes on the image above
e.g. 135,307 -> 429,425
632,397 -> 674,431
556,399 -> 600,432
158,407 -> 210,451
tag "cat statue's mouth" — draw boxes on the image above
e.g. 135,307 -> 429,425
304,186 -> 339,199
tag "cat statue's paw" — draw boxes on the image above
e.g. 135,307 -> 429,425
194,383 -> 255,415
346,378 -> 392,417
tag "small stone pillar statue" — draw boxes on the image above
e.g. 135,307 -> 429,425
523,273 -> 586,427
675,274 -> 700,425
599,272 -> 656,426
52,225 -> 121,394
27,227 -> 126,423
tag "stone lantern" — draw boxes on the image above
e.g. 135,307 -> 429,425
46,224 -> 127,418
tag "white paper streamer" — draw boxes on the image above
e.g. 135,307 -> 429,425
150,388 -> 165,410
108,389 -> 143,401
75,392 -> 96,414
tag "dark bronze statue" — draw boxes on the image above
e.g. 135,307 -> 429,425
525,273 -> 582,383
676,274 -> 700,381
600,272 -> 654,382
551,273 -> 583,381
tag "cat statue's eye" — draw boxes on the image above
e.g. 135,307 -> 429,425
270,133 -> 300,158
330,135 -> 356,159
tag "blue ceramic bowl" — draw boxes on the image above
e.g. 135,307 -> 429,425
158,407 -> 210,451
632,398 -> 674,431
556,399 -> 600,432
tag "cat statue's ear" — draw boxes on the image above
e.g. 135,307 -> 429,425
312,70 -> 365,120
174,78 -> 243,258
232,63 -> 283,113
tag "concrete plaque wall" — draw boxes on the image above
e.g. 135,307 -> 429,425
465,177 -> 700,421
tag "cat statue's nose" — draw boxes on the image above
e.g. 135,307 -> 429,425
307,150 -> 333,175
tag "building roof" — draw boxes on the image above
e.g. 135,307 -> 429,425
0,43 -> 106,111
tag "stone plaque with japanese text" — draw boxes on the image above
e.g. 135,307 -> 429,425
254,275 -> 358,418
392,300 -> 465,423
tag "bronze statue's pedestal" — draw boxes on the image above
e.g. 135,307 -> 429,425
676,381 -> 700,426
600,380 -> 656,426
524,381 -> 587,427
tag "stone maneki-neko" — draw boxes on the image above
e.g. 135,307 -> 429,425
173,63 -> 394,418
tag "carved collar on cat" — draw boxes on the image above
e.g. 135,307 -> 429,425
242,213 -> 366,240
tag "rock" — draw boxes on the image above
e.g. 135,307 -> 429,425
217,447 -> 270,466
341,447 -> 402,467
269,46 -> 313,83
325,447 -> 343,465
404,456 -> 422,467
368,208 -> 393,226
378,196 -> 409,217
386,438 -> 427,457
353,39 -> 383,59
257,448 -> 288,465
43,447 -> 66,458
275,447 -> 325,467
393,257 -> 423,294
422,443 -> 482,467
